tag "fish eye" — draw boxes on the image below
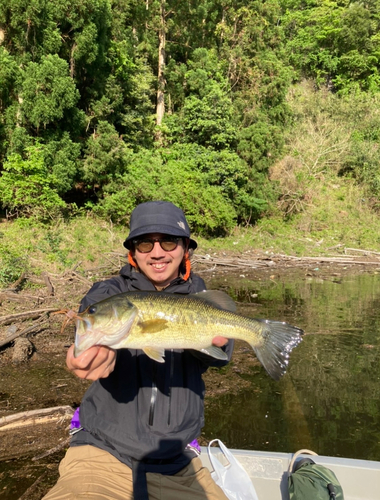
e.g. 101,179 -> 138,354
88,306 -> 97,314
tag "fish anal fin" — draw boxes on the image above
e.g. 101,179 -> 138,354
143,347 -> 166,362
199,345 -> 228,360
139,319 -> 168,334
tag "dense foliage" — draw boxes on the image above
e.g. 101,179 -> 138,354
0,0 -> 379,233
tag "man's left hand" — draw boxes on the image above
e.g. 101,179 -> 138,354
212,336 -> 228,347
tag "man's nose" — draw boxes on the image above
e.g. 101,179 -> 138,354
150,241 -> 165,257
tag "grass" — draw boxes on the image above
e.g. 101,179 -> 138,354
199,175 -> 380,257
0,217 -> 127,286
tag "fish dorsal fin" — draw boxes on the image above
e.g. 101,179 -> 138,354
191,290 -> 236,313
143,347 -> 166,362
139,319 -> 168,334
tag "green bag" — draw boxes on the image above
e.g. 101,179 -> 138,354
288,450 -> 345,500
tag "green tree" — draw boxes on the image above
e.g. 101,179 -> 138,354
0,145 -> 66,219
281,0 -> 380,92
164,48 -> 237,149
21,54 -> 79,131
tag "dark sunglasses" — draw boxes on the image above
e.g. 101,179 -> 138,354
132,236 -> 182,253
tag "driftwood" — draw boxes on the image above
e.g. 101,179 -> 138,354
0,292 -> 45,302
69,270 -> 93,286
192,251 -> 380,270
0,307 -> 61,326
0,405 -> 74,430
0,315 -> 50,349
192,254 -> 274,269
344,247 -> 380,256
32,436 -> 71,461
275,254 -> 380,265
42,272 -> 55,296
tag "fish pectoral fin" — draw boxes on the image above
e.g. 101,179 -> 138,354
143,347 -> 166,363
199,345 -> 228,360
139,319 -> 168,334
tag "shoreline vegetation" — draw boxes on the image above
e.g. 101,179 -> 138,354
1,197 -> 380,290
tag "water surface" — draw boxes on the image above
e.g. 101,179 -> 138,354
203,270 -> 380,461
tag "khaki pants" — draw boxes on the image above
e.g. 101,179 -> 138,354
43,445 -> 229,500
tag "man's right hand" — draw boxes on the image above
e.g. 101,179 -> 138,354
66,344 -> 117,380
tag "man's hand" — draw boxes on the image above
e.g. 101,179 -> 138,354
66,344 -> 116,380
212,336 -> 229,347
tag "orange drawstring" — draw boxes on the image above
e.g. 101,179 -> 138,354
183,252 -> 191,281
128,252 -> 138,268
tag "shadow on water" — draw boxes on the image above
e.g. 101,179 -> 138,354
203,271 -> 380,461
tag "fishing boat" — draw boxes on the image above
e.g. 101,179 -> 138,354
200,446 -> 380,499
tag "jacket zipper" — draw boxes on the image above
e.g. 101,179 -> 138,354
149,363 -> 157,426
148,350 -> 175,427
167,350 -> 175,426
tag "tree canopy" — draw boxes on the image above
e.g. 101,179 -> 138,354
0,0 -> 379,233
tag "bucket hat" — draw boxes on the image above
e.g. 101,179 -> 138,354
123,201 -> 197,250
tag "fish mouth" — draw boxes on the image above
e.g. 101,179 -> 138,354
73,308 -> 138,357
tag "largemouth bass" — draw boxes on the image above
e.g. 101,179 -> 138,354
72,290 -> 303,380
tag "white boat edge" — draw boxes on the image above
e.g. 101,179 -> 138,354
200,446 -> 380,500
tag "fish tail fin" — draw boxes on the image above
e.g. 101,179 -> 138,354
250,320 -> 303,380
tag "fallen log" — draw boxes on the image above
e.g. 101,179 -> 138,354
0,405 -> 74,430
193,252 -> 380,270
32,436 -> 71,461
0,307 -> 61,326
42,272 -> 55,296
0,315 -> 50,349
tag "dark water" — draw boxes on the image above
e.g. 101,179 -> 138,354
203,270 -> 380,462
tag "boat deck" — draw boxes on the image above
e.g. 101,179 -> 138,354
200,447 -> 380,500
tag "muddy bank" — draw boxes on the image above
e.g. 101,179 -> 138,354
1,254 -> 379,499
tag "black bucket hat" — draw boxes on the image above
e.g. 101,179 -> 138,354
123,201 -> 197,250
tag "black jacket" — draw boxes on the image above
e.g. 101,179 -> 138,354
71,264 -> 234,474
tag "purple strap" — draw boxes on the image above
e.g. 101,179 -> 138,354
70,407 -> 81,429
188,439 -> 201,453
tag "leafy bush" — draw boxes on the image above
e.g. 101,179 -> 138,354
0,248 -> 28,286
0,145 -> 66,219
93,144 -> 271,234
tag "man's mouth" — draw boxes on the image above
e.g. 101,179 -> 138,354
150,262 -> 169,270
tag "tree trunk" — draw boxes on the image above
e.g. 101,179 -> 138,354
155,0 -> 166,140
70,43 -> 77,78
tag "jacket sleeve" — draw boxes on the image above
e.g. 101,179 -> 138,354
78,277 -> 128,312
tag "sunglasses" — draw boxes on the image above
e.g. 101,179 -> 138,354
132,236 -> 182,253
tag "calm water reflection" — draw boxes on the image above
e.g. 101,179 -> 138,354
203,271 -> 380,461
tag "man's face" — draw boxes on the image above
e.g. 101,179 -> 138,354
131,233 -> 186,288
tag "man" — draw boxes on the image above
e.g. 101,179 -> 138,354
44,201 -> 233,500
